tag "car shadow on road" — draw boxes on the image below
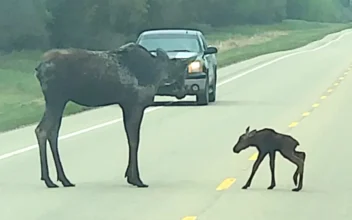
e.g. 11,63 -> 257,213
151,100 -> 279,107
214,100 -> 280,106
151,101 -> 198,107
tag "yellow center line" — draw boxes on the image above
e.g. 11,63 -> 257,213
182,216 -> 197,220
339,77 -> 344,80
288,121 -> 299,127
334,83 -> 339,86
248,152 -> 258,160
302,112 -> 310,117
312,103 -> 320,108
216,178 -> 236,191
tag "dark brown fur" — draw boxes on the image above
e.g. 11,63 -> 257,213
34,42 -> 197,188
233,126 -> 306,192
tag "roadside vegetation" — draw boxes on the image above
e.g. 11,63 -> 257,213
1,0 -> 352,133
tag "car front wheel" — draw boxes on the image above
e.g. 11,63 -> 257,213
209,68 -> 217,102
196,79 -> 209,105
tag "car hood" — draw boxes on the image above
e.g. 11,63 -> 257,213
151,51 -> 201,59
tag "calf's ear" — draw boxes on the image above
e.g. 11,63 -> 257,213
245,126 -> 250,134
248,129 -> 257,137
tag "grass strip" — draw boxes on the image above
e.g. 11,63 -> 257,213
0,19 -> 351,133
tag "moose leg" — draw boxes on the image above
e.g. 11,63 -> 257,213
267,151 -> 276,190
242,151 -> 267,189
47,102 -> 75,187
280,150 -> 304,192
35,124 -> 56,188
121,104 -> 148,188
35,101 -> 65,188
292,151 -> 306,185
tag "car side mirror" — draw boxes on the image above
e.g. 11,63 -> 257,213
204,46 -> 218,55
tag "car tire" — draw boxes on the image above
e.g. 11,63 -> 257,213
196,78 -> 209,105
209,67 -> 217,102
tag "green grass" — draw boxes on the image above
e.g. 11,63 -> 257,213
208,20 -> 352,67
0,19 -> 351,133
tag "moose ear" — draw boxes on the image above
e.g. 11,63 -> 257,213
245,126 -> 250,134
180,55 -> 197,65
248,129 -> 257,137
156,48 -> 169,61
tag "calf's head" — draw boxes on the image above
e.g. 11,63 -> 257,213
154,48 -> 197,86
233,126 -> 257,153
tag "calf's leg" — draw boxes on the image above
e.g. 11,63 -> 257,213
242,151 -> 267,189
295,151 -> 306,161
293,151 -> 306,185
121,104 -> 148,188
280,150 -> 304,192
267,151 -> 276,190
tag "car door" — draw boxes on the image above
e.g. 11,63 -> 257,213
199,34 -> 215,85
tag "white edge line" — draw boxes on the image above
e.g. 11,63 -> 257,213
0,29 -> 351,161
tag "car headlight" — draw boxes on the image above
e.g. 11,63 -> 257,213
188,61 -> 202,73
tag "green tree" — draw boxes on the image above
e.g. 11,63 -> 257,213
0,0 -> 50,51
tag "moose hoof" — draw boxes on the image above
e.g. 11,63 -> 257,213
241,185 -> 249,190
267,185 -> 276,190
61,180 -> 76,188
127,177 -> 149,188
292,187 -> 302,192
43,179 -> 59,188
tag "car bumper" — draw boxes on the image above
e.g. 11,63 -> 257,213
156,72 -> 207,97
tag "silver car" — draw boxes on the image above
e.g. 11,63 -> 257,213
136,29 -> 218,105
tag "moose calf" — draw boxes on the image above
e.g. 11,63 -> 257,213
233,126 -> 306,192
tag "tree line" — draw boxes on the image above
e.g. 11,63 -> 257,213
0,0 -> 351,52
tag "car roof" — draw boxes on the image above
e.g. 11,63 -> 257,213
138,29 -> 203,37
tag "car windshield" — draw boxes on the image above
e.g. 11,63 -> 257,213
138,33 -> 201,52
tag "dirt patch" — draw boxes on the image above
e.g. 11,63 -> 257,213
212,31 -> 289,52
12,98 -> 44,108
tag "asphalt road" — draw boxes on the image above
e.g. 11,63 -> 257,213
1,29 -> 352,220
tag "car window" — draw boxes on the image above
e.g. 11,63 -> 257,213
138,34 -> 201,53
200,34 -> 208,50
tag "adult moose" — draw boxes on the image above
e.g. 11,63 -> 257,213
233,126 -> 306,192
34,42 -> 197,188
